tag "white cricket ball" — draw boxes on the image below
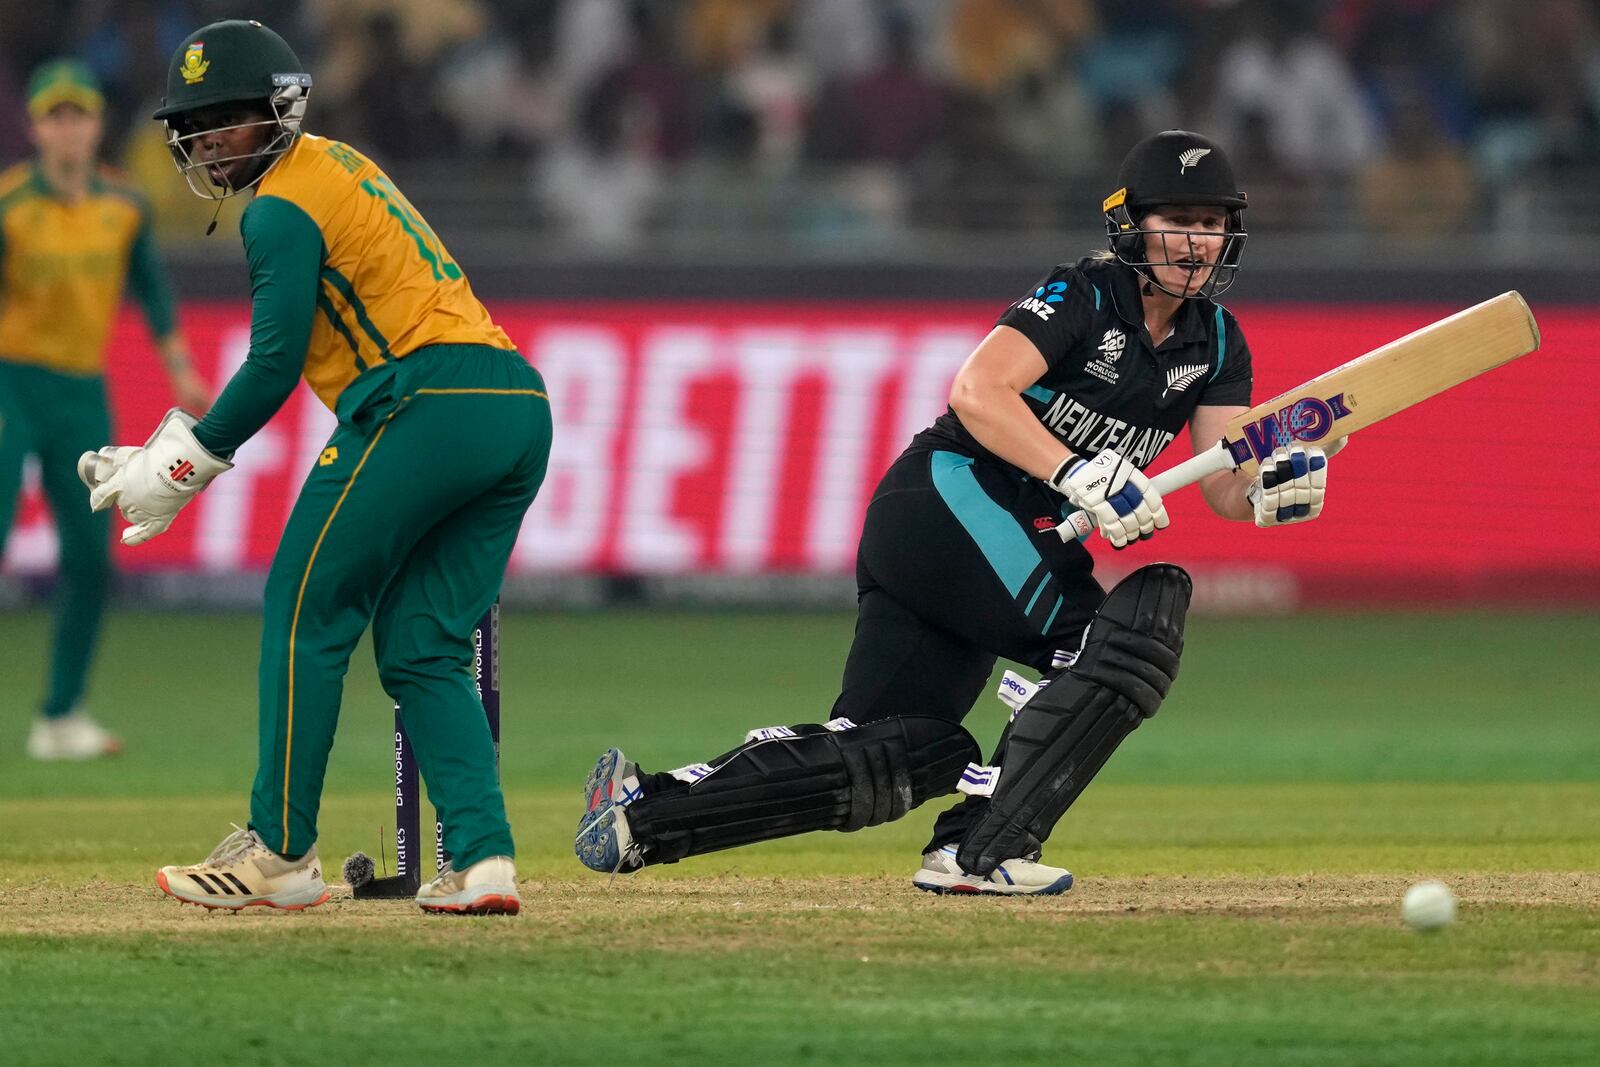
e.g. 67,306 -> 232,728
1401,880 -> 1457,930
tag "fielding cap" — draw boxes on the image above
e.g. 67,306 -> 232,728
27,60 -> 104,119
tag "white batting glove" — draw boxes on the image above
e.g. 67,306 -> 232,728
1247,439 -> 1344,527
1048,449 -> 1169,549
85,407 -> 232,545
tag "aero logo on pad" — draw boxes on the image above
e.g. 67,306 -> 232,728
1227,393 -> 1352,464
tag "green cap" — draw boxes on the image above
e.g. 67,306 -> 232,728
27,60 -> 104,119
152,19 -> 309,121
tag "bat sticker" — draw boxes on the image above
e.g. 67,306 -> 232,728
1228,393 -> 1353,464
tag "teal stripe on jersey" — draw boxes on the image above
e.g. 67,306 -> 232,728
316,289 -> 368,370
1043,595 -> 1064,633
320,266 -> 394,362
1210,305 -> 1226,381
1024,573 -> 1051,616
930,451 -> 1040,598
1024,384 -> 1056,404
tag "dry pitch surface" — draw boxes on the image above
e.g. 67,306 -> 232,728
7,871 -> 1600,934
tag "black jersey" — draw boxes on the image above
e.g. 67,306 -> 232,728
911,256 -> 1253,472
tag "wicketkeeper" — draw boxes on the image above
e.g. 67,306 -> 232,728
576,130 -> 1345,893
80,21 -> 550,914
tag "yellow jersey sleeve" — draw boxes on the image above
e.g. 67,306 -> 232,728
254,134 -> 515,410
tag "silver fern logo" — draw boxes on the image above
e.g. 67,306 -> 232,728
1163,363 -> 1209,397
1178,148 -> 1211,173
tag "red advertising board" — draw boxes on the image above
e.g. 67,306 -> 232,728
6,300 -> 1596,607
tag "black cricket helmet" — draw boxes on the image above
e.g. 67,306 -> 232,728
153,19 -> 312,199
1103,130 -> 1248,299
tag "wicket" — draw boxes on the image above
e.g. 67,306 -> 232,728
349,602 -> 500,899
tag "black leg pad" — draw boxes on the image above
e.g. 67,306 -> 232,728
628,716 -> 979,863
956,564 -> 1191,875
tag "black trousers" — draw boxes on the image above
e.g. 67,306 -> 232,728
829,449 -> 1106,850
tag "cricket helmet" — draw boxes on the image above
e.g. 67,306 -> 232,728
1103,130 -> 1248,299
153,19 -> 312,199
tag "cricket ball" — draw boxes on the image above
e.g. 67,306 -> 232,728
1401,880 -> 1457,931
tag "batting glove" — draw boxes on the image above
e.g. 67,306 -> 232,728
1048,448 -> 1169,549
1247,438 -> 1345,527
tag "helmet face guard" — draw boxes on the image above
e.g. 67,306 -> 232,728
163,75 -> 309,200
1103,130 -> 1249,300
1104,191 -> 1248,300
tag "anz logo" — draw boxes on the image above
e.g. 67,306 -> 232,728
1017,281 -> 1068,320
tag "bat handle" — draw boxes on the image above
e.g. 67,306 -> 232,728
1056,441 -> 1237,542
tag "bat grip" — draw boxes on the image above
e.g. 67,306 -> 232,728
1056,442 -> 1236,542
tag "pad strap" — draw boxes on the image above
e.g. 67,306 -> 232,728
956,564 -> 1191,875
626,716 -> 978,863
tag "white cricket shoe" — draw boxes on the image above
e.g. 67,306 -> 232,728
415,855 -> 520,915
26,710 -> 122,760
912,844 -> 1074,896
157,826 -> 329,910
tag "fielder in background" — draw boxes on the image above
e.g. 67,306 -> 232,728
578,130 -> 1345,894
1,59 -> 208,762
78,20 -> 550,915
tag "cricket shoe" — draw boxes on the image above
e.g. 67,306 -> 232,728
416,856 -> 521,915
156,826 -> 329,910
575,747 -> 645,874
26,710 -> 122,760
912,845 -> 1074,896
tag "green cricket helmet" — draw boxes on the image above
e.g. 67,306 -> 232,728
153,19 -> 312,199
1102,130 -> 1248,300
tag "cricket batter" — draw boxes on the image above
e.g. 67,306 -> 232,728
2,59 -> 208,761
79,21 -> 549,914
577,130 -> 1345,893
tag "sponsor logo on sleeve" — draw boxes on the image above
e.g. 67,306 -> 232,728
1016,281 -> 1068,320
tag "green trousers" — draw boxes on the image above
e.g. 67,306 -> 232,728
0,359 -> 112,720
250,344 -> 550,866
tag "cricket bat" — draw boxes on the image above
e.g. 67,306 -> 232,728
1060,290 -> 1541,541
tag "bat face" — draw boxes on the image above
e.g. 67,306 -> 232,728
1220,291 -> 1540,473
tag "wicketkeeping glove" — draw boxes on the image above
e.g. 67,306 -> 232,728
1048,448 -> 1169,549
1247,438 -> 1345,527
83,407 -> 232,545
76,446 -> 141,494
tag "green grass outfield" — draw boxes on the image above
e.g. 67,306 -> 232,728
1,608 -> 1596,1066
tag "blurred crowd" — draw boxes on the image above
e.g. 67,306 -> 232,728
2,0 -> 1598,249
